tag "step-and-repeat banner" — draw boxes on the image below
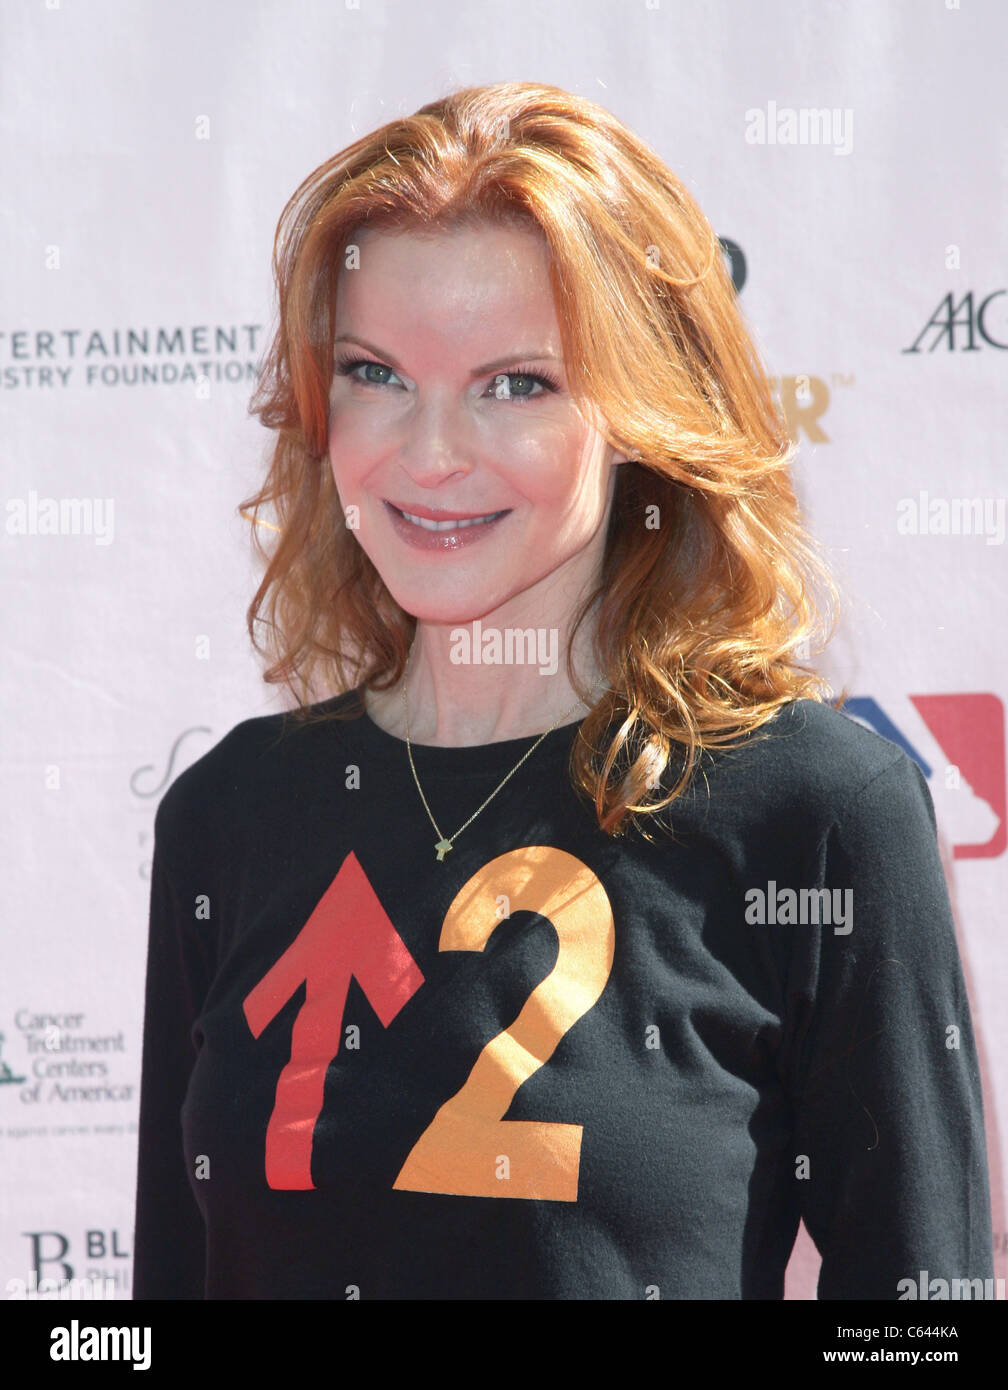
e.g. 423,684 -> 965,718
2,0 -> 1004,1302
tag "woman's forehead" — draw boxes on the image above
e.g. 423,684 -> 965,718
335,222 -> 560,336
348,216 -> 549,259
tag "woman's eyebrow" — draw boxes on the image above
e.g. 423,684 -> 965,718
333,334 -> 560,377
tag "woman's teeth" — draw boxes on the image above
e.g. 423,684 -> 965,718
399,509 -> 505,531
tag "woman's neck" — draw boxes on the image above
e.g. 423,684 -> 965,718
363,613 -> 605,747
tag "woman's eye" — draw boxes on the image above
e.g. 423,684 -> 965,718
490,372 -> 548,401
334,357 -> 558,402
337,358 -> 401,388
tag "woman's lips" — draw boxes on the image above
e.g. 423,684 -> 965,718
382,500 -> 511,551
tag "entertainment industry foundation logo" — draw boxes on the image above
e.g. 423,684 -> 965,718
840,693 -> 1006,859
0,322 -> 265,392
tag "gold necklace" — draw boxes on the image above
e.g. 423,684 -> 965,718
400,645 -> 605,861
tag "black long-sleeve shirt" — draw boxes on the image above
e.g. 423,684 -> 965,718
133,692 -> 993,1299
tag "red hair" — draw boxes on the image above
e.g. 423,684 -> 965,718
241,81 -> 843,839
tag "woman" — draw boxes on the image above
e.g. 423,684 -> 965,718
133,82 -> 993,1299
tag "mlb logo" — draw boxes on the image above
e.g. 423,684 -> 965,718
840,694 -> 1005,859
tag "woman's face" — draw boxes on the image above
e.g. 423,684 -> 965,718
327,219 -> 625,627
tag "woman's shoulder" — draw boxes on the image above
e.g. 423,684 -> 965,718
741,695 -> 906,780
690,696 -> 930,837
152,691 -> 363,860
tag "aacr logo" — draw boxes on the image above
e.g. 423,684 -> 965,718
903,291 -> 1008,352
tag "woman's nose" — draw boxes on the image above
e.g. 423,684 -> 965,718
397,395 -> 476,483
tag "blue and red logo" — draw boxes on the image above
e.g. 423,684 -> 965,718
840,694 -> 1005,859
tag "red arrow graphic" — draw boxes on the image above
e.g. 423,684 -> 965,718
243,850 -> 425,1189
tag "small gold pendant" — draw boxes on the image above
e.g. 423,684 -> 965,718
435,838 -> 453,861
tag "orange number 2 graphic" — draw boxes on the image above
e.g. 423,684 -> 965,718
393,846 -> 615,1202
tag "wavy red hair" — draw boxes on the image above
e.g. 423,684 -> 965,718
241,81 -> 843,839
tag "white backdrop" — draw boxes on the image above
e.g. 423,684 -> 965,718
2,0 -> 1005,1302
